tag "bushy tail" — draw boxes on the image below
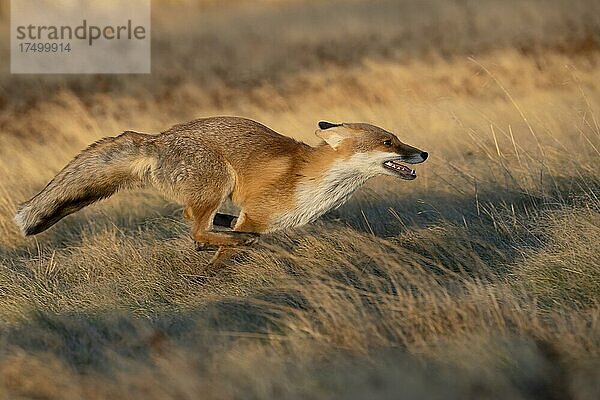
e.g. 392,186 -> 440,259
15,131 -> 157,235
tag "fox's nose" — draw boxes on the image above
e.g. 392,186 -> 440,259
421,151 -> 428,160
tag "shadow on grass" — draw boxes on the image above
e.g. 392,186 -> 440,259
321,174 -> 599,276
2,303 -> 281,373
0,307 -> 584,400
336,175 -> 598,234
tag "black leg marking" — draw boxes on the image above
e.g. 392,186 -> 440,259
213,213 -> 238,228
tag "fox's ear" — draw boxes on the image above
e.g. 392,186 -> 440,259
318,121 -> 342,130
316,122 -> 348,149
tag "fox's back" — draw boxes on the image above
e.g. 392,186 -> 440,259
158,117 -> 307,162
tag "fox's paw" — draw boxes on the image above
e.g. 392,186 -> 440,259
194,241 -> 220,252
237,233 -> 260,246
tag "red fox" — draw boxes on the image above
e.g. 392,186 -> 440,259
15,117 -> 427,265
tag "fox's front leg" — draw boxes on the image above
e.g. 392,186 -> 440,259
191,218 -> 259,249
187,208 -> 240,251
206,212 -> 262,269
185,201 -> 255,247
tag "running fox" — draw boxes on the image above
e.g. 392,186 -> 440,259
15,117 -> 427,264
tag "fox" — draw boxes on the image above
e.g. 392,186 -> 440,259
15,116 -> 427,266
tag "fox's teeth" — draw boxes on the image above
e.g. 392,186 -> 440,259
384,160 -> 416,177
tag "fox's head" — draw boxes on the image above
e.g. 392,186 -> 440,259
315,121 -> 428,180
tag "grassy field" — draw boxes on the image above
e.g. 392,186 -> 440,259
0,0 -> 599,398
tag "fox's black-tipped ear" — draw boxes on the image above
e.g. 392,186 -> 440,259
315,122 -> 348,149
318,121 -> 342,130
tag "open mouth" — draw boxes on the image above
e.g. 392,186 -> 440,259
383,159 -> 417,180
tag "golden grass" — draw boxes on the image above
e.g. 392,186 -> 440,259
0,0 -> 599,398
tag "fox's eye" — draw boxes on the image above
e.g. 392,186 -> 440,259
383,139 -> 392,146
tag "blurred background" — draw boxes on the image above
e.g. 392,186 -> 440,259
0,1 -> 599,399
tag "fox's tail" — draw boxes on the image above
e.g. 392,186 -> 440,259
15,131 -> 157,236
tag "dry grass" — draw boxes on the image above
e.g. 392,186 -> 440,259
0,0 -> 599,399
